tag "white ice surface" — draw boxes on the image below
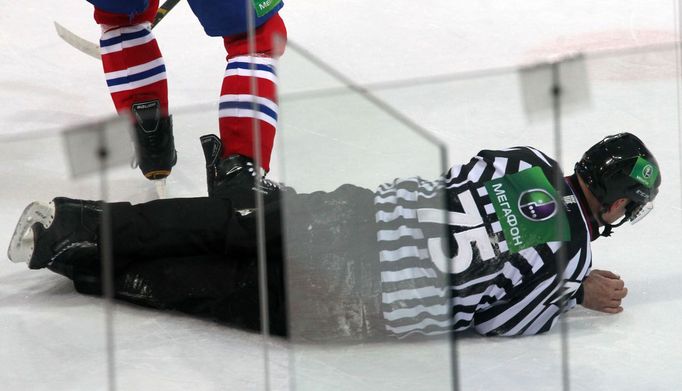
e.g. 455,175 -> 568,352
2,1 -> 682,390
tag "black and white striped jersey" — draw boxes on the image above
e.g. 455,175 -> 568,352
374,147 -> 592,338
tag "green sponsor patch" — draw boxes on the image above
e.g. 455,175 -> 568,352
252,0 -> 282,17
484,166 -> 570,254
629,156 -> 659,189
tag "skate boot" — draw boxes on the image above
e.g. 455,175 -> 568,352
7,197 -> 102,271
131,100 -> 177,180
200,134 -> 280,210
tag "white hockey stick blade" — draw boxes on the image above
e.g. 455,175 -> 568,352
7,201 -> 55,264
54,21 -> 100,60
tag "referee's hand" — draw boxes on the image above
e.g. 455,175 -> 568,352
581,269 -> 628,314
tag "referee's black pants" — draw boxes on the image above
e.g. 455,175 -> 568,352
66,185 -> 384,341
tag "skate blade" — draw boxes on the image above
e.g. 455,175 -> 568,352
153,178 -> 167,199
7,201 -> 55,264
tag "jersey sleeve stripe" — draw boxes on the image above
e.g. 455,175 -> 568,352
518,246 -> 545,273
377,226 -> 425,241
524,146 -> 553,167
379,246 -> 429,262
376,206 -> 417,222
382,286 -> 447,303
447,158 -> 487,188
381,267 -> 439,282
385,317 -> 454,336
384,303 -> 449,321
474,276 -> 554,334
492,157 -> 509,179
519,160 -> 533,171
522,305 -> 560,335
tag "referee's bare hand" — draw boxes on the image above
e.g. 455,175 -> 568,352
581,269 -> 628,314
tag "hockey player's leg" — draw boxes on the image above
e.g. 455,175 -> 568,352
8,193 -> 282,271
218,13 -> 287,173
110,253 -> 287,336
196,15 -> 287,208
66,251 -> 289,335
87,0 -> 152,18
201,134 -> 280,210
183,1 -> 286,202
284,185 -> 385,342
91,0 -> 177,181
108,197 -> 237,259
7,196 -> 233,270
112,255 -> 242,312
7,198 -> 101,272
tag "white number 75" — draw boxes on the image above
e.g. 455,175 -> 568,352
417,190 -> 496,274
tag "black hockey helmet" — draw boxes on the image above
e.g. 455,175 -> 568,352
575,132 -> 661,226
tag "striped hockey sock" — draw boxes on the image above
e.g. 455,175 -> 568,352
99,23 -> 168,114
219,55 -> 279,172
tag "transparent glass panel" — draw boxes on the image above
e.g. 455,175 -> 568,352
279,46 -> 454,390
367,43 -> 682,390
3,2 -> 681,390
0,103 -> 281,389
564,46 -> 682,390
105,104 -> 274,390
0,127 -> 111,390
374,68 -> 566,389
105,103 -> 280,390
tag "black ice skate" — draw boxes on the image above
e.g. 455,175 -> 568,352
131,100 -> 177,180
7,198 -> 101,271
200,134 -> 280,210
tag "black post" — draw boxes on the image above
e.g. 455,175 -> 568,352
551,61 -> 571,391
97,127 -> 117,391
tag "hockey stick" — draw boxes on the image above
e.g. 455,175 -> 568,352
54,0 -> 181,60
151,0 -> 181,27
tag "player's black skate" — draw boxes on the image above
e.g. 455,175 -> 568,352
200,134 -> 280,210
7,197 -> 101,272
131,100 -> 177,180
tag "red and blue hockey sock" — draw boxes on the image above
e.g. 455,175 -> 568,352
219,14 -> 287,172
94,1 -> 168,115
99,24 -> 168,115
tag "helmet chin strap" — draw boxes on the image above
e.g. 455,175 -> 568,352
598,206 -> 629,237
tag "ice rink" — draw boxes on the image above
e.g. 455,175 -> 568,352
1,1 -> 682,390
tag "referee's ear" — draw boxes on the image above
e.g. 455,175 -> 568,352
610,198 -> 629,212
603,198 -> 629,223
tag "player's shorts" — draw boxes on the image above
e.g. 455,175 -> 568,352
88,0 -> 283,37
88,0 -> 158,25
187,0 -> 284,37
87,0 -> 149,15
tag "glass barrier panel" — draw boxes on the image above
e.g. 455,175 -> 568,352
279,46 -> 455,391
564,46 -> 682,390
373,63 -> 567,389
0,101 -> 285,390
0,128 -> 111,390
